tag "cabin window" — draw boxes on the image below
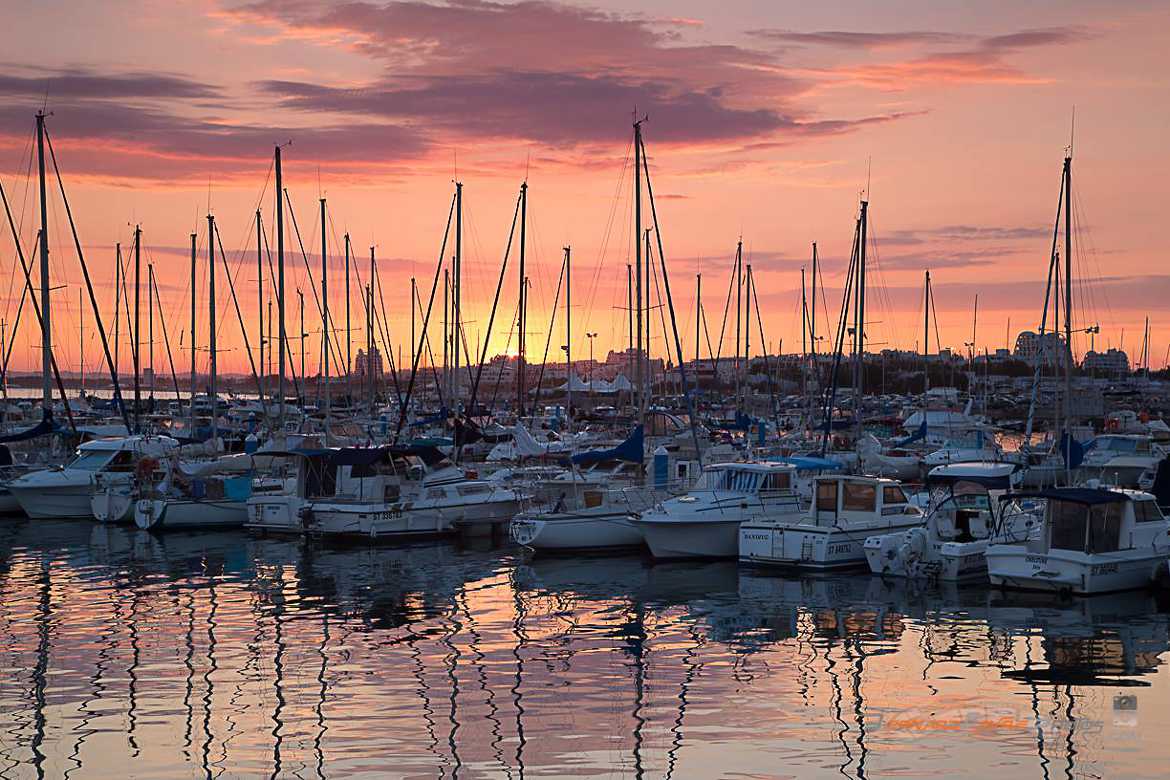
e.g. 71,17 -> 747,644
816,482 -> 838,513
1049,501 -> 1089,551
763,472 -> 791,492
426,487 -> 446,500
105,451 -> 138,472
69,451 -> 115,471
1086,502 -> 1124,553
843,482 -> 877,512
1134,500 -> 1165,523
882,485 -> 908,505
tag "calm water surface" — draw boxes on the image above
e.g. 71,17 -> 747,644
0,520 -> 1167,779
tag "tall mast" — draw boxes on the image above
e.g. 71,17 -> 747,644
344,232 -> 351,399
801,266 -> 807,402
320,197 -> 330,439
275,145 -> 286,428
148,263 -> 154,402
208,214 -> 218,442
857,200 -> 868,439
454,182 -> 463,411
298,289 -> 305,391
1063,154 -> 1073,481
256,209 -> 264,410
745,262 -> 752,399
132,224 -> 141,433
35,112 -> 51,410
810,242 -> 817,429
517,181 -> 527,414
734,239 -> 742,406
633,119 -> 644,417
369,246 -> 376,408
410,276 -> 416,374
924,269 -> 931,395
695,272 -> 701,367
114,243 -> 121,378
443,268 -> 449,403
78,289 -> 84,394
627,263 -> 633,386
189,232 -> 196,433
564,245 -> 572,433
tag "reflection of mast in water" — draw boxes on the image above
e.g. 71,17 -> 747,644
624,599 -> 648,780
845,639 -> 871,780
406,624 -> 446,776
441,602 -> 464,777
824,640 -> 855,777
203,579 -> 219,780
509,572 -> 529,780
313,612 -> 330,780
181,590 -> 196,760
1061,684 -> 1078,780
29,561 -> 52,779
665,622 -> 705,780
269,578 -> 287,780
1024,639 -> 1052,780
126,579 -> 142,757
66,580 -> 120,778
796,611 -> 819,707
457,588 -> 511,779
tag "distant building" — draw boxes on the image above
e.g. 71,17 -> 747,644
1082,348 -> 1129,375
1014,330 -> 1068,367
354,347 -> 384,381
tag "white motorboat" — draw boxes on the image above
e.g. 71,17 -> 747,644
8,436 -> 178,519
864,462 -> 1025,581
739,475 -> 924,570
987,486 -> 1170,595
923,429 -> 1003,468
631,462 -> 802,559
1078,434 -> 1166,487
306,446 -> 524,540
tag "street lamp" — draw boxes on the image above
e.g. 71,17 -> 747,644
586,332 -> 598,388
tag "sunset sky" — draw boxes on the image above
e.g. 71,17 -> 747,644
1,0 -> 1168,377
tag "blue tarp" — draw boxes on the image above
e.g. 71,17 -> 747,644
1002,487 -> 1128,506
894,417 -> 928,448
409,407 -> 450,428
766,455 -> 844,472
1060,433 -> 1086,469
572,425 -> 644,466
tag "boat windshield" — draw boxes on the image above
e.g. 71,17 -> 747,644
701,468 -> 761,493
1049,500 -> 1124,553
67,450 -> 117,471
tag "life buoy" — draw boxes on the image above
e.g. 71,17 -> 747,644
135,457 -> 158,479
1106,418 -> 1120,432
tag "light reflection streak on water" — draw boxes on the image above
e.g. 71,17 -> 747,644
0,521 -> 1165,778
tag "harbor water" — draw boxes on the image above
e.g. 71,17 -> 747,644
0,520 -> 1167,779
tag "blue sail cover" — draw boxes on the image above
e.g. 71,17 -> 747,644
409,407 -> 450,428
572,425 -> 644,466
0,408 -> 57,443
1059,432 -> 1086,469
894,417 -> 928,448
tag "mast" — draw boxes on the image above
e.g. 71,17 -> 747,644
517,181 -> 527,414
695,272 -> 701,366
410,276 -> 416,375
35,112 -> 51,410
132,224 -> 141,433
256,209 -> 264,410
298,289 -> 305,391
734,239 -> 742,407
369,246 -> 376,409
454,182 -> 463,412
1062,154 -> 1072,482
801,266 -> 807,402
627,263 -> 633,388
745,262 -> 752,402
189,232 -> 196,432
564,245 -> 572,433
924,270 -> 931,395
633,119 -> 644,418
276,145 -> 286,429
320,198 -> 330,439
857,200 -> 868,439
148,263 -> 155,402
443,268 -> 449,403
208,214 -> 217,442
78,289 -> 84,394
114,243 -> 121,378
344,232 -> 351,400
810,242 -> 817,428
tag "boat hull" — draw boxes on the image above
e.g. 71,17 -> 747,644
135,498 -> 248,530
511,510 -> 644,550
864,530 -> 989,581
632,517 -> 741,559
306,502 -> 456,540
740,518 -> 926,571
9,480 -> 98,519
986,545 -> 1168,595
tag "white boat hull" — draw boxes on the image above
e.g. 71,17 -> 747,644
740,518 -> 925,570
9,479 -> 99,519
135,498 -> 248,530
633,517 -> 742,559
986,545 -> 1168,595
864,531 -> 989,581
306,502 -> 455,539
246,495 -> 308,534
91,486 -> 135,524
510,510 -> 643,550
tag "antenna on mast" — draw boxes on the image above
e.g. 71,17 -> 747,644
1068,105 -> 1076,158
